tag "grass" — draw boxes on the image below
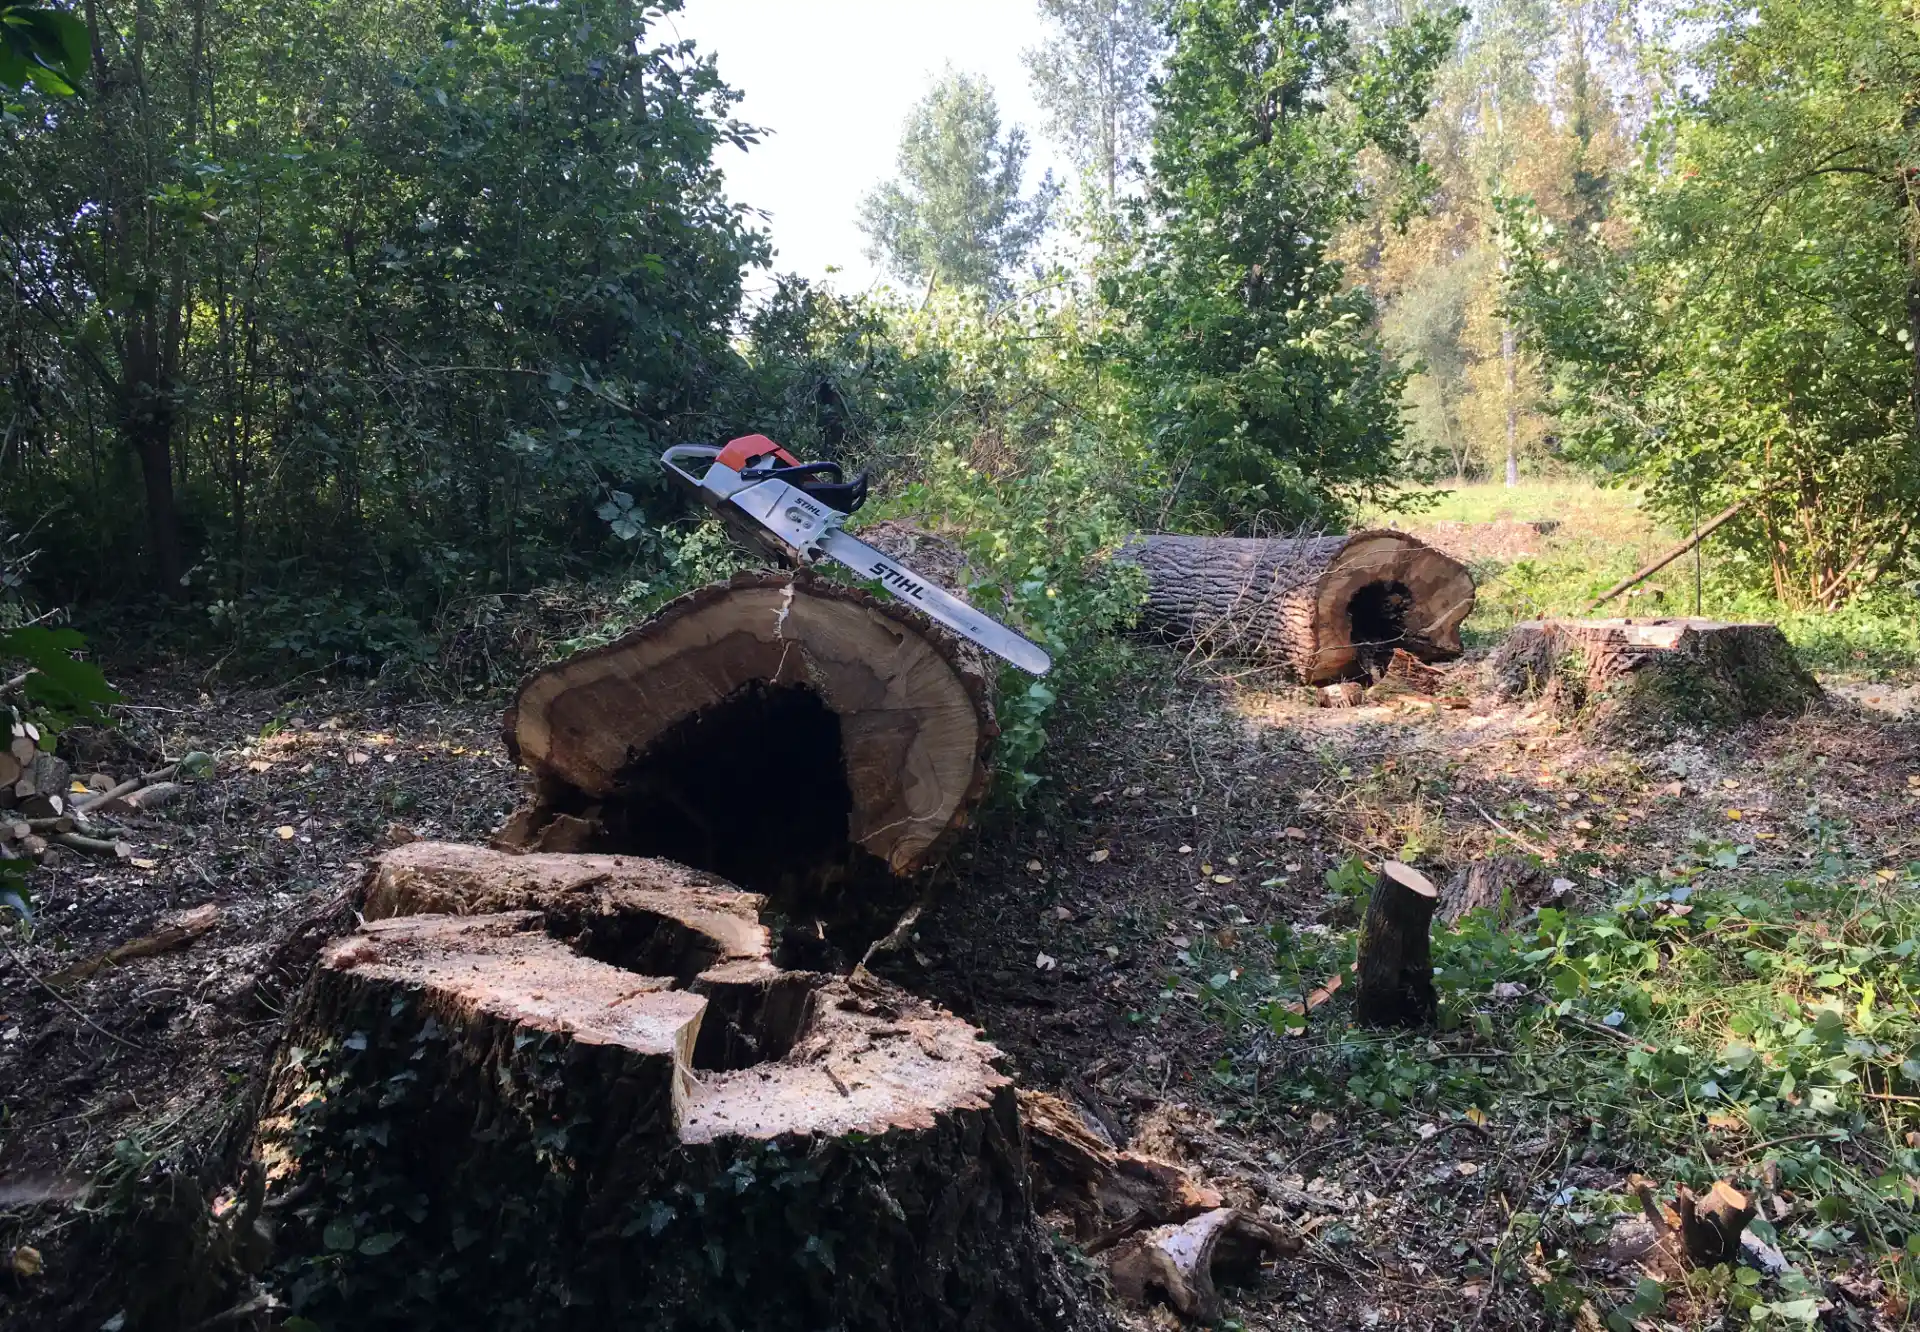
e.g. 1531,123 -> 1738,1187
1178,839 -> 1920,1329
1364,478 -> 1920,677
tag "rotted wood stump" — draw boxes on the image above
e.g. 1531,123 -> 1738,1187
1118,531 -> 1475,683
1353,861 -> 1440,1028
249,844 -> 1101,1332
1492,618 -> 1820,732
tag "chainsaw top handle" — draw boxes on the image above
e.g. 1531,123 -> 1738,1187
712,434 -> 869,515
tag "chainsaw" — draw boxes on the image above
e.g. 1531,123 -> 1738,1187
662,435 -> 1051,676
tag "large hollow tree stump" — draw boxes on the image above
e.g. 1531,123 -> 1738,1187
497,571 -> 997,951
1118,531 -> 1474,683
1353,861 -> 1440,1028
250,844 -> 1102,1332
1492,618 -> 1820,732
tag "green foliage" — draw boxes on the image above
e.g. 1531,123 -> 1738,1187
1,0 -> 765,666
858,69 -> 1059,298
0,2 -> 85,96
1181,836 -> 1920,1314
1105,0 -> 1465,529
1023,0 -> 1163,208
1504,0 -> 1920,609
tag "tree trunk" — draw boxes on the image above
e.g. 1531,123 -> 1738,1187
498,571 -> 995,950
1491,617 -> 1821,733
248,845 -> 1104,1332
1353,860 -> 1439,1028
124,371 -> 184,594
1502,315 -> 1519,488
1118,531 -> 1474,683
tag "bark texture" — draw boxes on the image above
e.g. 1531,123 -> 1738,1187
1492,618 -> 1820,733
251,844 -> 1104,1332
499,571 -> 996,892
1353,861 -> 1440,1029
1120,531 -> 1474,683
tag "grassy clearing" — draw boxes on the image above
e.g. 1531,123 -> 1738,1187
1175,834 -> 1920,1328
1366,480 -> 1920,677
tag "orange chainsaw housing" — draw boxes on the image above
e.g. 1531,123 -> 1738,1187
715,434 -> 801,472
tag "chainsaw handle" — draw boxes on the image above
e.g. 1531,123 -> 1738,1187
661,443 -> 721,489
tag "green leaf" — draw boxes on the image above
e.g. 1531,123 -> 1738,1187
322,1217 -> 356,1251
357,1231 -> 402,1256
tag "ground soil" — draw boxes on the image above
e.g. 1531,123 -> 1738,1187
1,640 -> 1915,1329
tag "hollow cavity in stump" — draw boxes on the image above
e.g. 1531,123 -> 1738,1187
498,572 -> 997,959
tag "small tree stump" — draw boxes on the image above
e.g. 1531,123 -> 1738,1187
1676,1180 -> 1756,1268
1354,861 -> 1440,1028
1492,618 -> 1820,732
1439,855 -> 1559,926
251,845 -> 1103,1332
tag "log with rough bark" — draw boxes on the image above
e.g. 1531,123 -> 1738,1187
1492,618 -> 1820,732
1354,861 -> 1440,1028
498,572 -> 995,903
1119,531 -> 1475,683
251,843 -> 1102,1332
1439,855 -> 1564,926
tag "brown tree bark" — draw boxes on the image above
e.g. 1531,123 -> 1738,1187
249,845 -> 1106,1332
1119,531 -> 1474,683
1492,618 -> 1820,732
499,572 -> 995,895
1354,861 -> 1440,1028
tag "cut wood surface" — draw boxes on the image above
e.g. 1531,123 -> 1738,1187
500,571 -> 995,885
1492,618 -> 1820,731
1119,530 -> 1474,683
1354,861 -> 1440,1028
252,843 -> 1102,1331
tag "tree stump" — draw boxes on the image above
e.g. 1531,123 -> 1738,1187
1118,531 -> 1474,683
1438,855 -> 1560,926
497,571 -> 996,948
250,844 -> 1103,1332
1492,618 -> 1820,732
1353,861 -> 1440,1028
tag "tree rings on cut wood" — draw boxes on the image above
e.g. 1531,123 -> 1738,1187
1492,618 -> 1820,733
1354,860 -> 1440,1028
499,571 -> 995,921
1120,531 -> 1474,683
251,843 -> 1102,1332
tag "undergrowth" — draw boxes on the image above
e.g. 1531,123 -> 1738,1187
1172,828 -> 1920,1327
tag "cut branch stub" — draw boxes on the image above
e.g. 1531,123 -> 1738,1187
1119,531 -> 1474,683
1354,860 -> 1440,1028
1492,618 -> 1820,733
500,571 -> 995,890
256,844 -> 1101,1331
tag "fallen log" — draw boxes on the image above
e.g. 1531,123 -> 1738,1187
1119,531 -> 1474,683
1354,861 -> 1439,1028
1018,1089 -> 1222,1248
48,904 -> 220,987
251,847 -> 1102,1332
499,570 -> 995,901
1492,618 -> 1820,732
1108,1207 -> 1298,1323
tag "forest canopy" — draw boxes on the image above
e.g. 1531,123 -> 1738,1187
2,0 -> 1917,671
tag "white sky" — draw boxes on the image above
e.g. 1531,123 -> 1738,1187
663,0 -> 1072,296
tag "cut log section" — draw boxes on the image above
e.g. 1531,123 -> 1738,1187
499,572 -> 995,903
252,848 -> 1101,1332
1492,618 -> 1820,732
1354,861 -> 1440,1028
1120,531 -> 1474,683
1108,1207 -> 1298,1323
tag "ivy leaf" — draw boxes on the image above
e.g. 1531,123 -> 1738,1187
322,1217 -> 356,1252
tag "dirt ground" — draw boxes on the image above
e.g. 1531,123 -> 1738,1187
1,642 -> 1915,1330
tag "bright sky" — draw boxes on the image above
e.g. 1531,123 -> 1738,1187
663,0 -> 1071,296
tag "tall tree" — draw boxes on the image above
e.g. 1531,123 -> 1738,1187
1108,0 -> 1464,527
859,69 -> 1058,297
1023,0 -> 1163,208
1508,0 -> 1920,607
